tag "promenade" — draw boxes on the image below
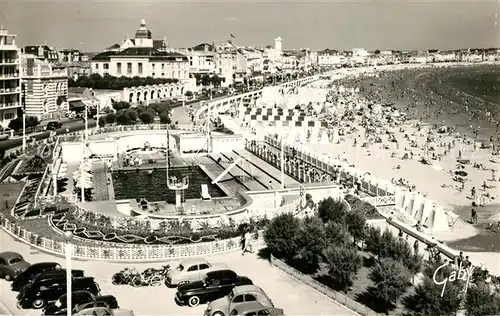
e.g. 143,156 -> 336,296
0,229 -> 356,316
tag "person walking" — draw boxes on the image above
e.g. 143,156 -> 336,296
242,229 -> 253,255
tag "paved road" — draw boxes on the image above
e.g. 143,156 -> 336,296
0,229 -> 356,316
0,119 -> 97,152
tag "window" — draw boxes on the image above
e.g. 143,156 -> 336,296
4,112 -> 14,120
104,63 -> 109,70
95,63 -> 99,70
117,63 -> 122,74
161,63 -> 165,70
138,63 -> 143,74
244,294 -> 257,302
127,63 -> 132,74
199,264 -> 210,270
187,265 -> 198,272
152,63 -> 155,69
232,295 -> 244,303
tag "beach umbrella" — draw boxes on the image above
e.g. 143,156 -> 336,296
75,180 -> 93,189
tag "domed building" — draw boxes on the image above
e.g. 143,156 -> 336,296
91,19 -> 191,83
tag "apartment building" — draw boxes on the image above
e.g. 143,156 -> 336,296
21,54 -> 68,119
0,28 -> 21,129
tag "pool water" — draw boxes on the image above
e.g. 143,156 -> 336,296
111,166 -> 226,203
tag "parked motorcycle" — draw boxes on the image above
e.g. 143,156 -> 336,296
111,268 -> 137,285
131,265 -> 170,287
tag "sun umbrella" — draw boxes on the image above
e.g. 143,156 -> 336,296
75,180 -> 93,189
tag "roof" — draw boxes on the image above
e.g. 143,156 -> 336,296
106,43 -> 120,50
69,100 -> 87,111
91,51 -> 118,61
179,258 -> 209,266
232,284 -> 263,295
0,251 -> 22,260
192,43 -> 215,52
153,40 -> 167,50
232,302 -> 273,314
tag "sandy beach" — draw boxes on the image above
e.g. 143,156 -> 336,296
301,64 -> 500,274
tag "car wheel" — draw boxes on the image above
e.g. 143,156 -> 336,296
150,275 -> 162,287
4,274 -> 12,281
212,312 -> 225,316
188,296 -> 200,307
32,298 -> 46,309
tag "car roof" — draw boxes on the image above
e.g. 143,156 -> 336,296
29,262 -> 59,268
232,302 -> 272,313
179,258 -> 208,266
207,269 -> 235,277
0,251 -> 22,260
232,285 -> 263,295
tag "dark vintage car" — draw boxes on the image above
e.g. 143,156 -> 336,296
0,251 -> 31,281
175,269 -> 253,307
12,262 -> 63,291
13,268 -> 84,291
42,290 -> 119,316
17,276 -> 100,309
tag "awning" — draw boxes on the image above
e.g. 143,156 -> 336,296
69,100 -> 86,111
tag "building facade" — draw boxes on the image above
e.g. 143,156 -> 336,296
91,20 -> 189,80
21,54 -> 68,119
0,29 -> 21,129
318,49 -> 343,67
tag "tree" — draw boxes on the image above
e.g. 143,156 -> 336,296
201,74 -> 211,87
139,111 -> 154,124
159,111 -> 171,124
293,216 -> 326,273
369,258 -> 412,313
465,282 -> 500,316
322,244 -> 362,292
404,263 -> 464,316
8,117 -> 23,131
105,113 -> 116,124
345,211 -> 366,245
325,221 -> 351,246
126,109 -> 138,122
211,74 -> 221,88
25,116 -> 40,129
113,101 -> 131,111
98,116 -> 106,128
116,112 -> 132,125
263,213 -> 300,260
317,197 -> 346,224
185,90 -> 193,98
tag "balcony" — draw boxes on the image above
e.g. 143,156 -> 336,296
0,59 -> 19,64
0,101 -> 20,108
0,87 -> 20,95
0,44 -> 18,51
0,73 -> 19,79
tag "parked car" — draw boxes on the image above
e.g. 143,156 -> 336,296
175,269 -> 253,307
46,121 -> 63,130
17,276 -> 100,309
228,302 -> 284,316
204,285 -> 274,316
0,251 -> 30,281
12,262 -> 63,291
165,258 -> 228,287
74,306 -> 134,316
42,290 -> 118,315
13,268 -> 84,292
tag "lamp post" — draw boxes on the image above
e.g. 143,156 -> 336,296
64,231 -> 73,316
80,103 -> 88,202
21,83 -> 26,153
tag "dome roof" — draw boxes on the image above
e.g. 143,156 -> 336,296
135,19 -> 152,39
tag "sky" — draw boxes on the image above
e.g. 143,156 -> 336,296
0,0 -> 498,52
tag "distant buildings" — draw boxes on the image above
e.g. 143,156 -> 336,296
0,28 -> 21,129
20,54 -> 68,119
91,19 -> 190,81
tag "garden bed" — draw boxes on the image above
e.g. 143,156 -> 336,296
48,208 -> 268,245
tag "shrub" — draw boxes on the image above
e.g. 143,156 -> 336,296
159,111 -> 171,124
345,211 -> 366,244
138,111 -> 154,124
116,113 -> 132,125
317,197 -> 346,224
322,244 -> 362,292
369,258 -> 412,312
126,109 -> 138,122
263,213 -> 300,260
105,113 -> 116,124
98,116 -> 106,128
112,101 -> 131,111
344,194 -> 383,219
